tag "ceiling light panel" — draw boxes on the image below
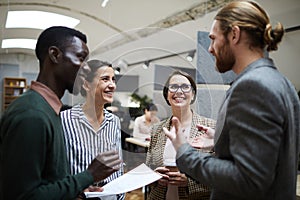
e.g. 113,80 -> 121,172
6,11 -> 80,30
2,39 -> 37,50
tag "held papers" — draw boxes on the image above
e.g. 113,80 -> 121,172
85,163 -> 161,198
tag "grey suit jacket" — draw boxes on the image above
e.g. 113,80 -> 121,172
176,58 -> 300,200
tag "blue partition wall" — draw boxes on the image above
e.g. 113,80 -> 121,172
196,31 -> 235,119
197,31 -> 236,84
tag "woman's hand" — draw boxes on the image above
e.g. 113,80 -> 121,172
154,166 -> 188,187
166,171 -> 188,187
155,166 -> 170,186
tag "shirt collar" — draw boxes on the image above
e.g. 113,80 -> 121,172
233,58 -> 275,84
30,81 -> 62,115
70,104 -> 114,121
141,115 -> 146,122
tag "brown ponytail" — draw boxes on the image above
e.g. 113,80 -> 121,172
215,1 -> 284,52
264,23 -> 284,51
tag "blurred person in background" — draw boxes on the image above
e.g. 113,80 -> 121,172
133,102 -> 160,140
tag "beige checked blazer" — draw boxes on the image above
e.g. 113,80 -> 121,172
146,110 -> 216,200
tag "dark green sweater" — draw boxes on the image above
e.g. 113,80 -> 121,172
0,89 -> 93,200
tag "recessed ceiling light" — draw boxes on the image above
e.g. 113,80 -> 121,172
2,39 -> 37,50
186,50 -> 196,62
6,10 -> 80,30
101,0 -> 110,7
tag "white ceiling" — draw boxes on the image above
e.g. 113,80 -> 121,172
0,0 -> 299,65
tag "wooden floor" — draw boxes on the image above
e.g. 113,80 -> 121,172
123,147 -> 147,200
125,188 -> 143,200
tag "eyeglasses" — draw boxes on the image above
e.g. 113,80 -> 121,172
168,84 -> 192,93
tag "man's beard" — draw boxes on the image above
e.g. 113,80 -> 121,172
215,41 -> 235,73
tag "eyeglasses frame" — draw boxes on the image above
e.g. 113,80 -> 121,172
168,83 -> 192,93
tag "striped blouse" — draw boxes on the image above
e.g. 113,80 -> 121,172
61,104 -> 124,200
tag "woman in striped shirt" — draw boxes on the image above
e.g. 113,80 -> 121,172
61,59 -> 124,200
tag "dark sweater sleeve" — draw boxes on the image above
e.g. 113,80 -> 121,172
1,109 -> 94,200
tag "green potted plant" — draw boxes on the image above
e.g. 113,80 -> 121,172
130,93 -> 152,115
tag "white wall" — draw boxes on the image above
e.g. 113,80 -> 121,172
271,31 -> 300,90
0,53 -> 38,75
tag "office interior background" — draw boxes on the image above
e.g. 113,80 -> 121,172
0,0 -> 299,121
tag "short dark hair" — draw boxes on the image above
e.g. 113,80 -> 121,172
80,59 -> 112,97
144,103 -> 158,112
35,26 -> 87,64
163,70 -> 197,106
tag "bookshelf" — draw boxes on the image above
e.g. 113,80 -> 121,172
2,77 -> 27,111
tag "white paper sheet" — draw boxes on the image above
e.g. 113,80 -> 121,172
85,163 -> 161,198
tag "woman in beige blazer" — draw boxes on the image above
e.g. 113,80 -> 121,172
146,70 -> 216,200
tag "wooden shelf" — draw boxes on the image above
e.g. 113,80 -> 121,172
4,85 -> 26,88
2,77 -> 27,111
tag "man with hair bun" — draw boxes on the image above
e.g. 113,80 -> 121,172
164,1 -> 300,199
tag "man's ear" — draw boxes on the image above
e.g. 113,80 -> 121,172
231,25 -> 241,44
48,46 -> 61,63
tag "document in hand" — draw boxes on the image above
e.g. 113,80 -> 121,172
85,163 -> 162,198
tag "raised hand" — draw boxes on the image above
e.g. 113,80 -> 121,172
190,135 -> 214,150
189,125 -> 215,150
163,117 -> 187,151
196,124 -> 215,139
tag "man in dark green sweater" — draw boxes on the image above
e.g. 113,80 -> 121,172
0,26 -> 122,200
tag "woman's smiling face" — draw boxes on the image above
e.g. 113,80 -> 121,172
88,66 -> 116,105
167,74 -> 194,109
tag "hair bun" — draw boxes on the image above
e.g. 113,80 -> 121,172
264,22 -> 284,51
